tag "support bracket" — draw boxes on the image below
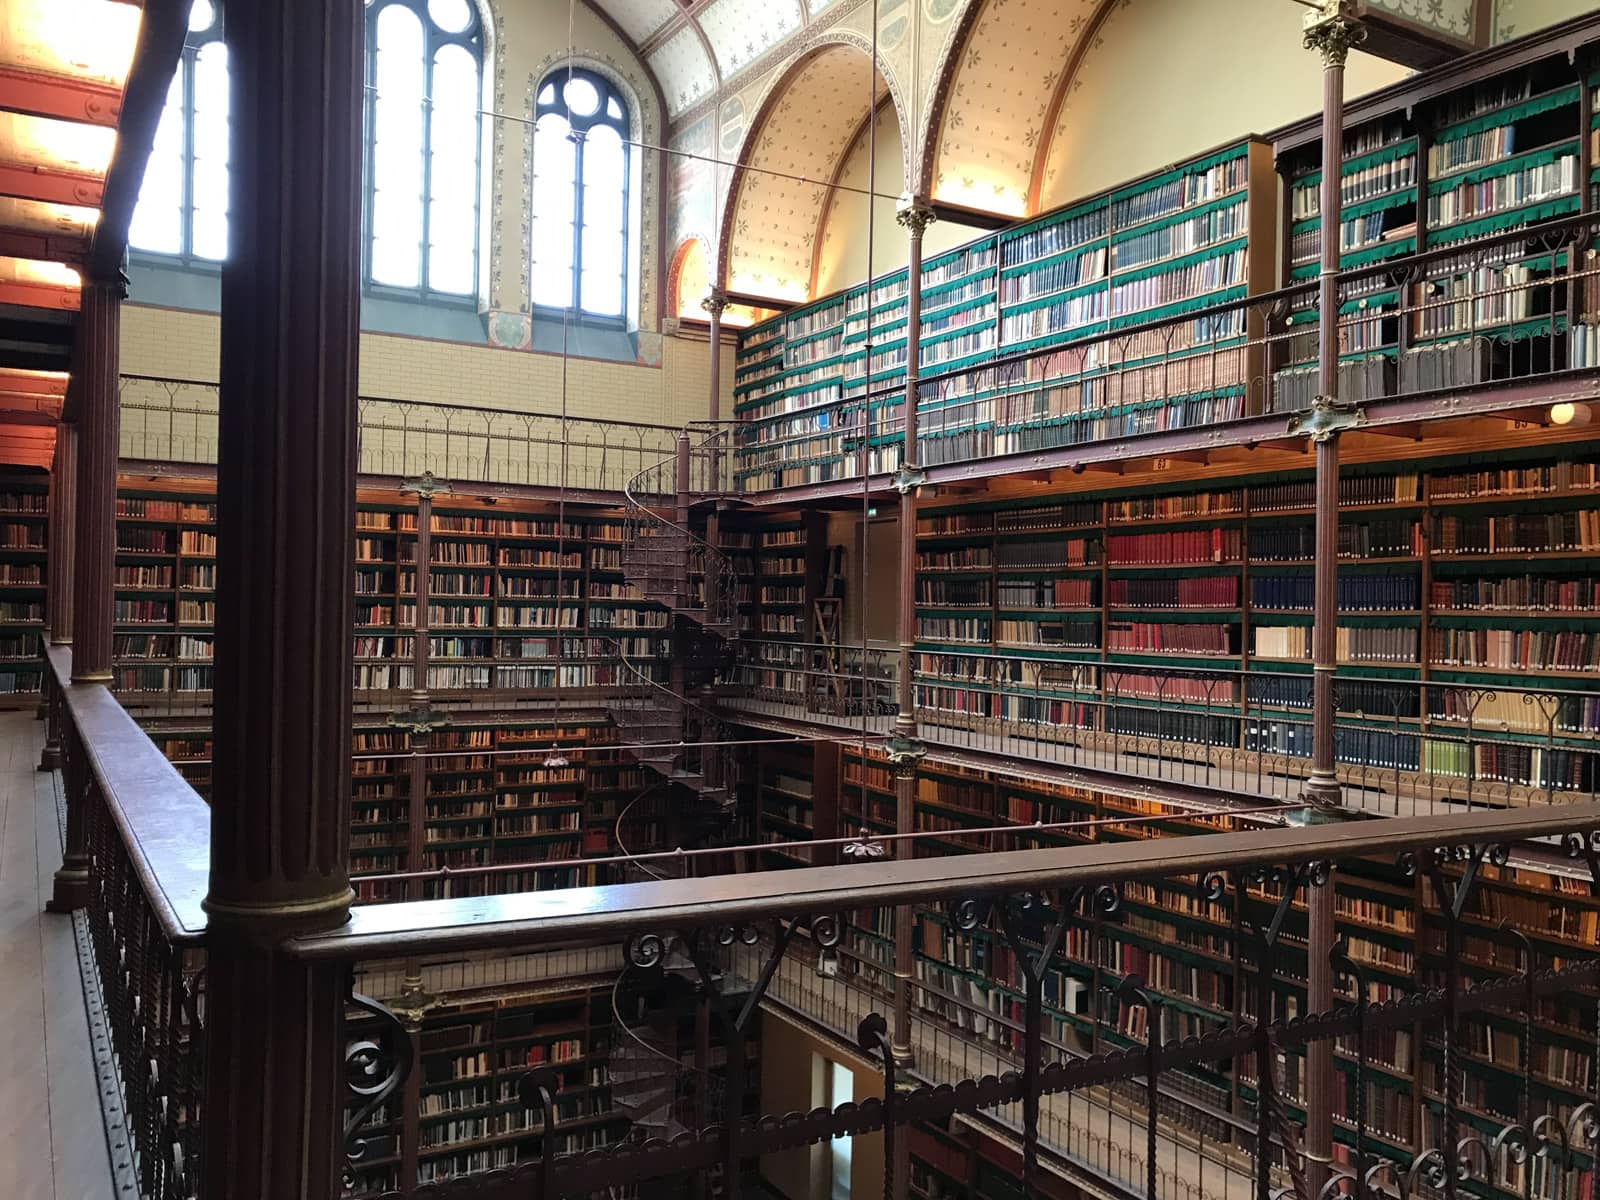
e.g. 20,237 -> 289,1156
386,705 -> 451,736
400,470 -> 452,499
1287,396 -> 1365,443
891,463 -> 926,494
883,734 -> 927,768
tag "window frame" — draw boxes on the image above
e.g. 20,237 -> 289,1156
128,1 -> 226,270
529,67 -> 631,327
361,0 -> 485,307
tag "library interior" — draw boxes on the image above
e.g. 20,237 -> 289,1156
12,0 -> 1600,1198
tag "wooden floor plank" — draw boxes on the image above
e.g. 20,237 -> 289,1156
0,711 -> 114,1199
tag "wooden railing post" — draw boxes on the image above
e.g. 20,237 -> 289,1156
202,1 -> 363,1196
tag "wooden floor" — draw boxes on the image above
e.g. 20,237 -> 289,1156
0,709 -> 115,1200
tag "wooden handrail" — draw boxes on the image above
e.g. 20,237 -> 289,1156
285,797 -> 1600,962
48,644 -> 210,943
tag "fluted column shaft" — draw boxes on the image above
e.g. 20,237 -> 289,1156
202,1 -> 363,1196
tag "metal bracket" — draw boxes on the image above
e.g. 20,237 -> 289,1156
386,705 -> 451,736
399,470 -> 452,499
389,975 -> 441,1028
883,734 -> 928,767
1287,396 -> 1365,443
891,463 -> 926,494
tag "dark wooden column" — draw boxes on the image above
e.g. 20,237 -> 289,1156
202,1 -> 363,1196
70,277 -> 123,683
1299,6 -> 1367,1197
888,202 -> 934,1200
39,422 -> 77,773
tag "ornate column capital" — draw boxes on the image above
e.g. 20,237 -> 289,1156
895,201 -> 936,239
400,470 -> 452,499
1302,0 -> 1366,67
701,287 -> 729,317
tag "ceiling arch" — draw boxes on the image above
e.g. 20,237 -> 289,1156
919,0 -> 1110,218
717,38 -> 901,301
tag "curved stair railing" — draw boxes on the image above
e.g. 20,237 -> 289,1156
619,424 -> 740,631
609,422 -> 742,808
606,642 -> 733,808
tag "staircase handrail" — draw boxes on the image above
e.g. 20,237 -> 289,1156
606,635 -> 731,793
621,424 -> 741,630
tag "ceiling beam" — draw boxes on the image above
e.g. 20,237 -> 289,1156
0,66 -> 122,127
0,162 -> 104,208
0,227 -> 88,265
0,280 -> 79,311
88,0 -> 188,280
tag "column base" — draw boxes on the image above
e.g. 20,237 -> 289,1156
45,863 -> 90,913
37,742 -> 61,772
1300,773 -> 1343,814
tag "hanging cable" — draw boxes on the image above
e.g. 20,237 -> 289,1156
543,0 -> 581,770
857,0 -> 880,829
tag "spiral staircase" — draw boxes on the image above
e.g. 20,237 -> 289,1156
609,425 -> 741,811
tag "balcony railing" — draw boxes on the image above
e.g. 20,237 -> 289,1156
723,640 -> 1600,813
118,374 -> 684,495
44,637 -> 1600,1200
734,212 -> 1600,494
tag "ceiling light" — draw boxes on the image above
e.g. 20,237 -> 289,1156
1550,402 -> 1592,428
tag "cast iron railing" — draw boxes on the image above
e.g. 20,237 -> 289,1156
724,639 -> 1600,813
118,375 -> 684,495
42,634 -> 1600,1200
733,212 -> 1600,493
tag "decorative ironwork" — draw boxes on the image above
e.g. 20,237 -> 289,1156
1287,394 -> 1366,442
342,990 -> 414,1178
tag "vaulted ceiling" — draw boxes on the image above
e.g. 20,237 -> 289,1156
923,0 -> 1109,217
722,42 -> 890,301
586,0 -> 826,118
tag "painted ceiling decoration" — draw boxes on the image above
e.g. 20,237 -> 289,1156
699,0 -> 804,79
925,0 -> 1104,218
599,0 -> 680,45
648,25 -> 719,117
724,42 -> 891,300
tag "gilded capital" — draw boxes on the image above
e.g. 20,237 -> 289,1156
1302,1 -> 1366,67
701,287 -> 729,317
896,204 -> 937,239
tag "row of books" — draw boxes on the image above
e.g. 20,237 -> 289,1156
1111,155 -> 1249,229
1249,519 -> 1423,561
1107,575 -> 1237,608
1106,621 -> 1234,656
1250,572 -> 1422,612
1430,574 -> 1600,611
1290,151 -> 1418,221
1426,154 -> 1578,230
116,497 -> 213,521
1429,627 -> 1600,671
999,244 -> 1106,305
1432,460 -> 1600,497
1108,247 -> 1247,318
1105,528 -> 1241,565
1251,624 -> 1420,663
1433,510 -> 1600,554
1113,197 -> 1248,272
1002,208 -> 1107,268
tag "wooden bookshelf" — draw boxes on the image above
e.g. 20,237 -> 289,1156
733,138 -> 1278,492
892,443 -> 1600,795
0,474 -> 48,705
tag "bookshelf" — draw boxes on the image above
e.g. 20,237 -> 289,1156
734,139 -> 1278,492
806,745 -> 1600,1195
893,443 -> 1600,795
0,474 -> 47,705
83,480 -> 674,708
758,740 -> 823,866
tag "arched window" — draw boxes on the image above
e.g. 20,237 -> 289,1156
128,0 -> 228,262
530,69 -> 630,320
365,0 -> 484,298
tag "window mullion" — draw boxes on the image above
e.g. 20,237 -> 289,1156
182,48 -> 197,261
419,25 -> 433,295
571,133 -> 585,312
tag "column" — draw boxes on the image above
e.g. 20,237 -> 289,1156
889,202 -> 935,1200
202,1 -> 364,1196
1300,6 -> 1367,1197
70,277 -> 123,683
703,287 -> 728,428
39,423 -> 76,772
702,288 -> 729,590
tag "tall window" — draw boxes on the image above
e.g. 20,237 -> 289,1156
365,0 -> 484,297
530,69 -> 630,319
131,0 -> 486,300
128,0 -> 228,261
